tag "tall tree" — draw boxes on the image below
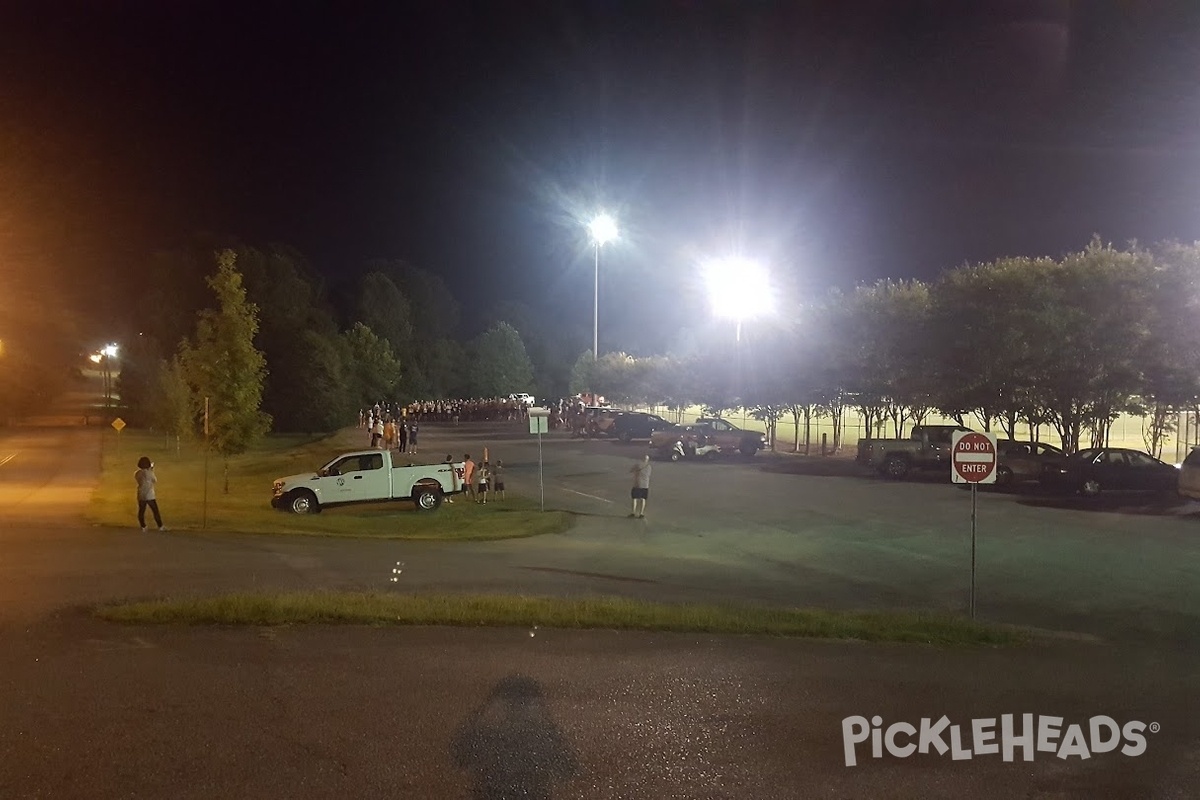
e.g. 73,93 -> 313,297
1022,240 -> 1153,452
341,322 -> 403,409
356,271 -> 415,368
178,250 -> 272,487
468,323 -> 535,397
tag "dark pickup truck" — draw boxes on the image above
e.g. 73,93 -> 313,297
855,424 -> 971,479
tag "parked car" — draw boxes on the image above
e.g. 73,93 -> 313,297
1041,447 -> 1180,497
1179,446 -> 1200,500
995,439 -> 1066,486
611,411 -> 674,442
581,406 -> 621,437
650,417 -> 767,457
855,424 -> 971,479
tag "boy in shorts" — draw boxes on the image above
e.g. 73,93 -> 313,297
477,461 -> 491,504
629,454 -> 651,518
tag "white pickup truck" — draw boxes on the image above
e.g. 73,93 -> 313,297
271,450 -> 465,514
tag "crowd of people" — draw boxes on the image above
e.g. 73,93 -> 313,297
403,398 -> 530,423
361,395 -> 620,438
359,403 -> 420,452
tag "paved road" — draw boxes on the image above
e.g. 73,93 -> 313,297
2,388 -> 1199,797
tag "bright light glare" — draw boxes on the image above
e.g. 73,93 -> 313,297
89,353 -> 102,363
102,344 -> 118,358
588,214 -> 618,246
703,257 -> 775,321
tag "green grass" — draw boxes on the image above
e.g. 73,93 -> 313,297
89,430 -> 572,540
93,591 -> 1026,646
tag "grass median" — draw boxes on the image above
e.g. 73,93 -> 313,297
89,430 -> 571,540
94,591 -> 1026,646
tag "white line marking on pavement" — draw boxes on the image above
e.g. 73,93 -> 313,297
0,453 -> 16,467
560,488 -> 613,504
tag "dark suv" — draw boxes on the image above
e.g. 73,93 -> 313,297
610,411 -> 673,442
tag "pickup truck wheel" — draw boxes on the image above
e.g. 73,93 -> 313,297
1081,479 -> 1102,497
288,491 -> 320,515
413,488 -> 444,512
881,456 -> 911,480
740,442 -> 760,456
669,448 -> 682,462
996,465 -> 1014,486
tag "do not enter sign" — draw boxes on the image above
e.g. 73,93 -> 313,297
951,431 -> 997,484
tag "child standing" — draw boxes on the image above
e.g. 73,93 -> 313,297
493,460 -> 505,500
477,461 -> 491,504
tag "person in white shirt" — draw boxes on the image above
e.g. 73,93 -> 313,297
135,456 -> 167,532
629,455 -> 651,519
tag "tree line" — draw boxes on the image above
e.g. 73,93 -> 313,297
574,239 -> 1200,456
116,243 -> 538,452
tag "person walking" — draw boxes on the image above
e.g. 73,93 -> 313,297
629,454 -> 651,519
493,460 -> 505,501
370,417 -> 384,448
135,456 -> 167,532
462,454 -> 477,502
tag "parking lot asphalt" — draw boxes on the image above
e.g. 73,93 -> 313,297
2,617 -> 1198,799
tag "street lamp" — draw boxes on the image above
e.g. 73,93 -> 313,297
587,213 -> 618,360
702,256 -> 774,342
100,344 -> 119,410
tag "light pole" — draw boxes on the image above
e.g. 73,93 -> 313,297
587,213 -> 618,360
702,257 -> 774,343
101,344 -> 118,411
703,256 -> 775,431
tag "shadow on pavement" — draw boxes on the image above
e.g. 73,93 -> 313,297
1014,492 -> 1199,517
451,674 -> 578,800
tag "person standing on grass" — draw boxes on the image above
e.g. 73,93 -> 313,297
462,454 -> 477,502
383,417 -> 396,450
477,461 -> 491,504
408,422 -> 419,453
135,456 -> 167,532
398,419 -> 409,453
493,460 -> 505,500
629,454 -> 651,519
370,417 -> 384,448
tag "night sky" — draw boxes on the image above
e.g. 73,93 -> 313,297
4,1 -> 1200,351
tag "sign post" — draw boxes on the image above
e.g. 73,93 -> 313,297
202,397 -> 210,530
528,407 -> 549,512
951,430 -> 997,620
111,417 -> 126,456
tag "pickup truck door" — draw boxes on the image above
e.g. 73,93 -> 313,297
322,453 -> 390,502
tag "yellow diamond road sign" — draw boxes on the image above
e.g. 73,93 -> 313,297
111,418 -> 126,432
